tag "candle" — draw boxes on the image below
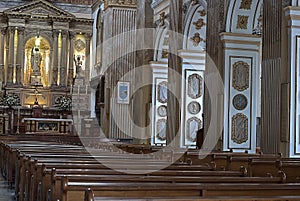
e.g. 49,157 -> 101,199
86,85 -> 88,95
77,85 -> 80,95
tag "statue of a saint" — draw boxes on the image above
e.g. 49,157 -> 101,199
74,55 -> 83,78
31,47 -> 42,76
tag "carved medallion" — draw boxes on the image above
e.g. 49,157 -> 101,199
236,15 -> 249,30
188,74 -> 203,99
240,0 -> 252,10
188,101 -> 201,115
231,113 -> 248,144
157,81 -> 168,103
157,105 -> 167,117
193,18 -> 206,30
156,119 -> 166,141
233,94 -> 248,111
186,117 -> 202,142
75,39 -> 86,52
232,61 -> 249,92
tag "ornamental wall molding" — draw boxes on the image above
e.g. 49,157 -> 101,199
104,0 -> 137,10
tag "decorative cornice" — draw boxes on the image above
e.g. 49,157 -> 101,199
3,0 -> 75,19
104,0 -> 137,10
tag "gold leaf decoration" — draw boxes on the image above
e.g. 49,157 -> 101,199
193,18 -> 206,30
190,33 -> 204,47
236,15 -> 249,30
240,0 -> 252,10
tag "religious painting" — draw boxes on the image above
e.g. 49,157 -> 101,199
156,119 -> 167,141
231,113 -> 248,144
188,74 -> 203,99
117,82 -> 130,104
157,81 -> 168,103
232,61 -> 250,92
186,117 -> 202,142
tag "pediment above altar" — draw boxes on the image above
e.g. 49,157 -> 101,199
3,0 -> 75,18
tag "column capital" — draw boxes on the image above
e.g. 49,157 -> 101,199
53,30 -> 60,37
85,33 -> 92,40
61,30 -> 68,37
1,27 -> 7,35
17,27 -> 25,34
9,27 -> 15,32
69,32 -> 76,39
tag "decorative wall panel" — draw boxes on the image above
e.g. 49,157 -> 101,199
231,113 -> 248,144
232,61 -> 249,91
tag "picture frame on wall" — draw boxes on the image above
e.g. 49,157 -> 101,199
117,81 -> 130,104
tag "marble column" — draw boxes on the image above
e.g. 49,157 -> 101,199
85,33 -> 91,85
261,0 -> 285,154
16,27 -> 24,86
68,32 -> 75,86
60,31 -> 68,87
166,0 -> 183,146
7,27 -> 15,86
52,30 -> 59,87
0,28 -> 6,88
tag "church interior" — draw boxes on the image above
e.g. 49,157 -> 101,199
1,0 -> 300,200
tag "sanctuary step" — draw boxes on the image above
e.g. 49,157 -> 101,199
0,175 -> 14,201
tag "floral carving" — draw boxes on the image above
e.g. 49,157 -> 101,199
198,9 -> 206,17
193,18 -> 206,30
54,95 -> 72,111
0,94 -> 21,107
190,33 -> 203,47
240,0 -> 252,10
236,15 -> 249,30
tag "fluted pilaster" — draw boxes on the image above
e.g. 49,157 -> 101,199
16,27 -> 24,86
261,0 -> 283,154
0,28 -> 6,87
60,31 -> 68,87
7,27 -> 15,86
85,33 -> 91,85
166,0 -> 183,146
52,30 -> 59,87
68,32 -> 75,86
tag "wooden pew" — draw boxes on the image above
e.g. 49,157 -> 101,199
57,178 -> 300,201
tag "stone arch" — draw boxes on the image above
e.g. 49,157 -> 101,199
183,0 -> 207,51
154,22 -> 169,62
226,0 -> 262,34
292,0 -> 300,6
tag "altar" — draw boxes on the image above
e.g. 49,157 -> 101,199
23,118 -> 73,134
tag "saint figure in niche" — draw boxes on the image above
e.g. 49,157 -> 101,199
31,47 -> 42,76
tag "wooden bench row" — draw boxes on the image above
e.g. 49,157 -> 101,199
1,138 -> 300,201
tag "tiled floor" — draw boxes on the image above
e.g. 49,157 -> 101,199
0,176 -> 14,201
